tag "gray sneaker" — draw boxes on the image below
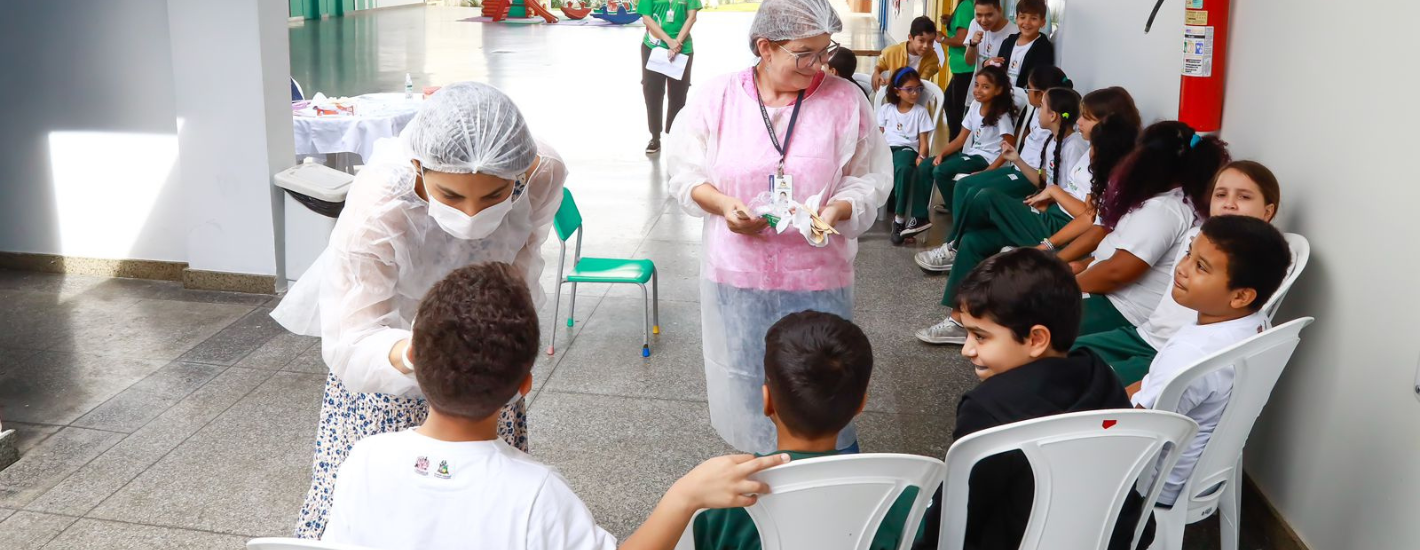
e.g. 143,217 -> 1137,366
914,244 -> 956,272
916,316 -> 968,345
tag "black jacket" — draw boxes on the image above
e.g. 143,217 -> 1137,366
993,33 -> 1056,89
955,349 -> 1150,550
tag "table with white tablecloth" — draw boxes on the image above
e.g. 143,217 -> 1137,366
292,93 -> 424,162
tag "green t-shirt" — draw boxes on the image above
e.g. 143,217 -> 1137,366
692,450 -> 925,550
639,0 -> 702,54
946,1 -> 976,74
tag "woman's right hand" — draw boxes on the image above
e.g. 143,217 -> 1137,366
389,338 -> 413,374
720,197 -> 768,235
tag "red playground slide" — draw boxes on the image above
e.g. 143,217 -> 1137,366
484,0 -> 559,23
523,0 -> 560,23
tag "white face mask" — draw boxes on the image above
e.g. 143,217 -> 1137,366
422,169 -> 526,241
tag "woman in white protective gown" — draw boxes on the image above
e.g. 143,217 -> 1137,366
664,0 -> 892,454
270,82 -> 566,538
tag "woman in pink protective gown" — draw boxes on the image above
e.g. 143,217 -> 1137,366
665,0 -> 892,454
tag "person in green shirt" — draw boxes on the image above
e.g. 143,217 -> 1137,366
939,0 -> 976,140
691,310 -> 924,550
640,0 -> 702,155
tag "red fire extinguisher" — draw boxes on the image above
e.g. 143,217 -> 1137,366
1147,0 -> 1230,132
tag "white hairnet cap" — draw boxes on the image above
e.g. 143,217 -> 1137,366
405,82 -> 537,178
747,0 -> 843,55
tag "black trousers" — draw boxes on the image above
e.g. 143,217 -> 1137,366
641,43 -> 694,138
943,70 -> 975,141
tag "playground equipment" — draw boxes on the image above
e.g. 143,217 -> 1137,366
590,0 -> 641,24
483,0 -> 559,23
560,0 -> 593,19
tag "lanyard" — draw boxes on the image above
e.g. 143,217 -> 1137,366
752,70 -> 805,176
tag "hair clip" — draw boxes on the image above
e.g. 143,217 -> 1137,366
1061,112 -> 1070,119
1189,134 -> 1202,149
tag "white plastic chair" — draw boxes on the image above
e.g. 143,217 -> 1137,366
248,538 -> 378,550
675,454 -> 946,550
938,410 -> 1200,550
1145,317 -> 1314,550
1260,234 -> 1309,322
852,72 -> 874,99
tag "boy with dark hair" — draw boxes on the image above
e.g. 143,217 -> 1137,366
986,0 -> 1054,104
915,248 -> 1147,550
962,0 -> 1015,70
1129,216 -> 1291,507
823,47 -> 869,98
693,311 -> 923,550
874,16 -> 941,90
324,262 -> 789,550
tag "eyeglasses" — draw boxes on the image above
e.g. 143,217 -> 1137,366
1025,87 -> 1045,95
777,40 -> 841,70
896,86 -> 925,93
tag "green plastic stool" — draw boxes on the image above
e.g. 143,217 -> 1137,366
547,188 -> 659,357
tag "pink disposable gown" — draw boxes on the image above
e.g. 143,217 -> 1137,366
666,68 -> 892,453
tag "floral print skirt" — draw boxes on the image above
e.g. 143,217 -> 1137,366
293,372 -> 528,538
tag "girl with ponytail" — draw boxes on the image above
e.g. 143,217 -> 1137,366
1074,120 -> 1230,335
915,66 -> 1079,267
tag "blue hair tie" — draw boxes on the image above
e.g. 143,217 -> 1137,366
1189,134 -> 1202,149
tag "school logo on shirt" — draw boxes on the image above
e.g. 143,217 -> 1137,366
414,456 -> 429,476
435,460 -> 452,479
1010,59 -> 1019,70
896,122 -> 904,131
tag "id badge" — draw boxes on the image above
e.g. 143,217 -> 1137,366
770,173 -> 794,206
665,8 -> 674,23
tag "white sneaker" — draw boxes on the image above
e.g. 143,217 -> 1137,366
914,244 -> 956,272
916,316 -> 968,345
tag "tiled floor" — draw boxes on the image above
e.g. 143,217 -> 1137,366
0,5 -> 1262,549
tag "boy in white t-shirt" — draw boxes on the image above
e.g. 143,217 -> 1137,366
1128,216 -> 1291,507
323,262 -> 789,550
1076,161 -> 1284,384
963,0 -> 1017,72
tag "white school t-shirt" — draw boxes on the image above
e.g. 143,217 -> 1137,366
324,430 -> 617,550
962,100 -> 1016,162
1132,310 -> 1268,506
1006,35 -> 1038,83
1136,227 -> 1203,350
1058,147 -> 1093,209
1137,227 -> 1293,349
1017,104 -> 1048,170
877,103 -> 935,152
1092,187 -> 1199,326
1041,131 -> 1088,188
967,19 -> 1018,65
908,53 -> 922,72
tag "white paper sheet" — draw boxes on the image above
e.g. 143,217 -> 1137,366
645,47 -> 689,80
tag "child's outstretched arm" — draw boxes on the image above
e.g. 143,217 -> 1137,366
982,133 -> 1016,171
619,454 -> 790,550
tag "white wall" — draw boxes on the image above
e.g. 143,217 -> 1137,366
0,0 -> 293,278
885,0 -> 928,42
1056,0 -> 1420,548
1053,0 -> 1181,123
0,0 -> 186,263
167,0 -> 293,276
